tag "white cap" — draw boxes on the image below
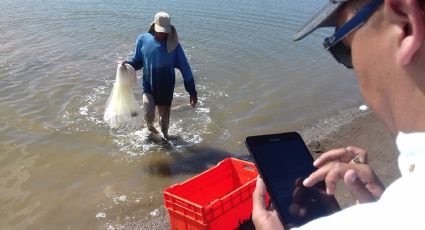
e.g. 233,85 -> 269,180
153,12 -> 171,33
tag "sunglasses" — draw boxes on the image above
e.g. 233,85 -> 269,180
323,0 -> 384,68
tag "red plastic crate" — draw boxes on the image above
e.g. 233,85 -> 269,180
163,158 -> 259,230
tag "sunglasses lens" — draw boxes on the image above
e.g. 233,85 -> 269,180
328,42 -> 353,68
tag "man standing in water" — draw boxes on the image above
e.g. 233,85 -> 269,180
124,12 -> 197,140
253,0 -> 425,229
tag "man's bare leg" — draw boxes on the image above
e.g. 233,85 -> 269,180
143,93 -> 159,134
158,105 -> 171,139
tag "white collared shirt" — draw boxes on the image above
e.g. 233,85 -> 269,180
295,132 -> 425,230
397,132 -> 425,175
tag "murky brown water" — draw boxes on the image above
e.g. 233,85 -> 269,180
0,0 -> 363,229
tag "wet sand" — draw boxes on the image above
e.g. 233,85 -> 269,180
126,106 -> 401,229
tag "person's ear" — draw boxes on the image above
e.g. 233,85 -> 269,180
386,0 -> 425,66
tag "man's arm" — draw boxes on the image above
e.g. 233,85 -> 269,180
175,44 -> 197,107
125,35 -> 144,71
175,44 -> 197,96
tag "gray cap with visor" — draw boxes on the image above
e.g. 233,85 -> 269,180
293,0 -> 348,41
292,0 -> 383,68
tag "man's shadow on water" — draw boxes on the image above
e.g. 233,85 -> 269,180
144,138 -> 253,177
145,133 -> 193,151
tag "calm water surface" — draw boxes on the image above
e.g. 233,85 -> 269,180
0,0 -> 362,229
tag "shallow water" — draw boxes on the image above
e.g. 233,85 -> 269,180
0,0 -> 362,229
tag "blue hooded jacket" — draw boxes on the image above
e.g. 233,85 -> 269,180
127,32 -> 197,106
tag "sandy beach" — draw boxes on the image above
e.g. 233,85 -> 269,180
126,106 -> 402,229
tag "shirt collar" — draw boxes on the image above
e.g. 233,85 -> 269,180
396,132 -> 425,156
396,132 -> 425,175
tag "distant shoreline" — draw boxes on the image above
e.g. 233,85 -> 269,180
125,105 -> 401,229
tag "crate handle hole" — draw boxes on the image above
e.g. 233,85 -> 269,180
243,165 -> 254,171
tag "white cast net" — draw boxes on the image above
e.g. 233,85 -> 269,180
104,63 -> 142,130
